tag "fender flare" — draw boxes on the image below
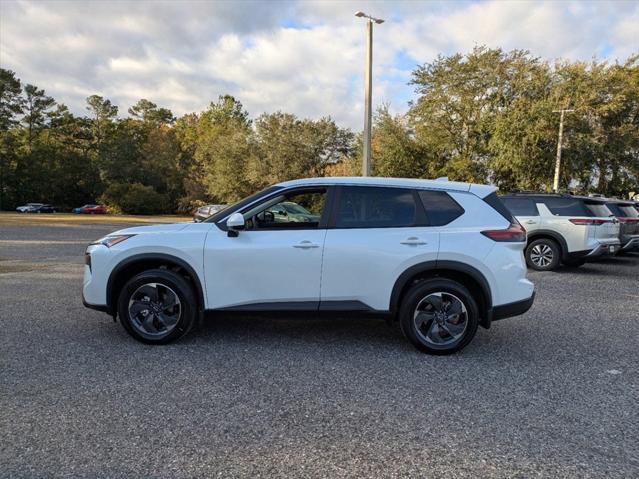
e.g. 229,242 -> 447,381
526,230 -> 568,259
106,253 -> 205,315
389,260 -> 493,319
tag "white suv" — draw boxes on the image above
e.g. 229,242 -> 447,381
83,177 -> 535,355
501,193 -> 621,271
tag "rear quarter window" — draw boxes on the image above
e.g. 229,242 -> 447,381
418,190 -> 465,226
482,193 -> 514,222
619,206 -> 639,218
584,203 -> 612,217
540,197 -> 592,217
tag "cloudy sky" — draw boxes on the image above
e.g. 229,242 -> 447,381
1,0 -> 637,129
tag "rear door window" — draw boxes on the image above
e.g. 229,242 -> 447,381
334,186 -> 422,228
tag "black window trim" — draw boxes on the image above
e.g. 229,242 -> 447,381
502,195 -> 594,217
212,185 -> 284,230
216,182 -> 470,231
219,185 -> 335,232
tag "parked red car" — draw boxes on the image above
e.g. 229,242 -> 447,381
80,204 -> 107,214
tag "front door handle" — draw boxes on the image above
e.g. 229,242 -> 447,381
400,237 -> 427,246
293,240 -> 320,249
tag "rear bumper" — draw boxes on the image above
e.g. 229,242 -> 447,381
492,292 -> 535,321
584,242 -> 621,258
621,237 -> 639,251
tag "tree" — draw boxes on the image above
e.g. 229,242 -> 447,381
0,69 -> 24,210
86,94 -> 118,150
552,57 -> 639,195
250,112 -> 354,188
369,106 -> 431,178
128,99 -> 174,125
23,84 -> 55,150
410,47 -> 547,183
0,69 -> 24,131
193,95 -> 254,203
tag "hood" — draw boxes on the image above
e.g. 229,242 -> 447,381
110,222 -> 191,235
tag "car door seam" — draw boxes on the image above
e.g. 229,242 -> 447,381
317,228 -> 329,311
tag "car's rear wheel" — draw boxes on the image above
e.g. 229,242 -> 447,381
399,279 -> 479,355
117,269 -> 196,344
525,238 -> 561,271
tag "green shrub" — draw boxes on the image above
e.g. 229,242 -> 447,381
100,183 -> 170,215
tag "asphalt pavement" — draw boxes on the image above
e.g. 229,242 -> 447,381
1,220 -> 638,478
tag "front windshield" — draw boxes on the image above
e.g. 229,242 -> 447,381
203,186 -> 283,223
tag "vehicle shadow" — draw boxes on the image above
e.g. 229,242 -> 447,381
588,255 -> 638,265
189,314 -> 411,351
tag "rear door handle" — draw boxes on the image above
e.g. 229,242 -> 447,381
400,237 -> 427,246
525,220 -> 537,225
293,240 -> 320,249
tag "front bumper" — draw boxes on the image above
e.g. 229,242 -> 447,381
492,291 -> 535,321
82,295 -> 111,314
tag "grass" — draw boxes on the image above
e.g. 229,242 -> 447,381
0,211 -> 192,226
0,261 -> 49,274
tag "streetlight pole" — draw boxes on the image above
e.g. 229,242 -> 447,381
552,108 -> 574,193
355,11 -> 384,176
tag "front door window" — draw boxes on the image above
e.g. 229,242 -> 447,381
245,189 -> 327,229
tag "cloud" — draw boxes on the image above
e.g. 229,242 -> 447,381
1,0 -> 636,129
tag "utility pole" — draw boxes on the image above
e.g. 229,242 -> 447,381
552,108 -> 574,192
355,11 -> 384,176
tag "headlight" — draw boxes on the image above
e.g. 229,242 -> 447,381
91,234 -> 135,248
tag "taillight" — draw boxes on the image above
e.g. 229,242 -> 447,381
569,218 -> 610,225
481,223 -> 526,242
617,217 -> 639,223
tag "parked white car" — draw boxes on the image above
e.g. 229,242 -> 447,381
501,193 -> 621,270
193,204 -> 227,222
83,177 -> 535,354
16,203 -> 44,213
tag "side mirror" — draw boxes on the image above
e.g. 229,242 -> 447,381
227,212 -> 245,237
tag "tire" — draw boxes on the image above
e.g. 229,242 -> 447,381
117,268 -> 197,344
399,278 -> 479,355
525,238 -> 561,271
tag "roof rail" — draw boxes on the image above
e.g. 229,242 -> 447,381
502,191 -> 569,197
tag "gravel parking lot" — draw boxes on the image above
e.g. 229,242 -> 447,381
1,217 -> 638,478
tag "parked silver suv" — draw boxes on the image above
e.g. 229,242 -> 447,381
501,193 -> 620,271
598,199 -> 639,252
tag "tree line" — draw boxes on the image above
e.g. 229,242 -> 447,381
1,47 -> 637,214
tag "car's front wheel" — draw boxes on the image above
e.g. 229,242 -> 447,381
117,269 -> 197,344
399,279 -> 479,355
